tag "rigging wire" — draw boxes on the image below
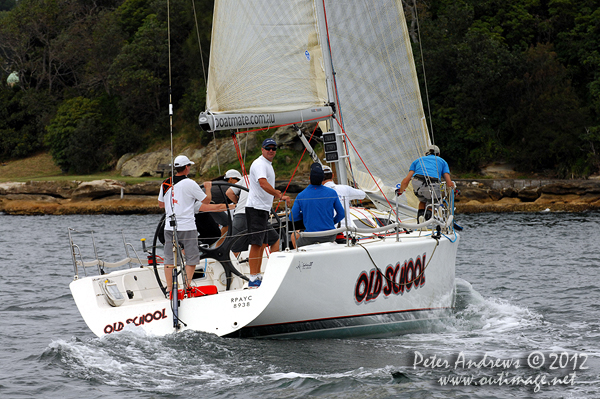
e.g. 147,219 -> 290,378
191,0 -> 221,173
191,0 -> 207,85
166,0 -> 183,329
413,0 -> 435,146
319,0 -> 355,187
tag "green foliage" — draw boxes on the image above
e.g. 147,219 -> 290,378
413,0 -> 599,176
108,14 -> 167,122
116,0 -> 152,38
1,0 -> 600,178
45,97 -> 107,173
0,87 -> 49,160
0,0 -> 16,11
504,44 -> 586,175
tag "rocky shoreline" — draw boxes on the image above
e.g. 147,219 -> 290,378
1,178 -> 600,215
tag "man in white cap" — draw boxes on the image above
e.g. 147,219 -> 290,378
208,169 -> 243,244
322,165 -> 366,231
158,155 -> 235,295
396,145 -> 454,221
225,174 -> 280,257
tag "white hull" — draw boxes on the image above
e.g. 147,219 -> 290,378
70,232 -> 458,339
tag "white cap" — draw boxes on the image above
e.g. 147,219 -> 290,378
322,165 -> 332,173
427,145 -> 440,155
224,169 -> 242,180
173,155 -> 194,167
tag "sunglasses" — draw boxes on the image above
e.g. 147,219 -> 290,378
264,146 -> 277,151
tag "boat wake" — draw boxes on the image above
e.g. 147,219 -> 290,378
43,332 -> 403,398
452,278 -> 543,335
41,279 -> 550,398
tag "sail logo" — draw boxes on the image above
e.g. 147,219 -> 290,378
354,254 -> 426,303
214,114 -> 276,129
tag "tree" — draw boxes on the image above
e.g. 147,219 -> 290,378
45,97 -> 107,173
0,0 -> 16,11
414,1 -> 517,171
505,44 -> 587,175
108,14 -> 168,123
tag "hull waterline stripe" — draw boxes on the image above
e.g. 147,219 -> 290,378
226,306 -> 453,338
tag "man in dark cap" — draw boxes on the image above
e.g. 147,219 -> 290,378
245,138 -> 290,287
290,163 -> 345,248
396,145 -> 455,221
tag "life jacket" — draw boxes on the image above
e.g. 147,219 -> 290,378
161,175 -> 188,195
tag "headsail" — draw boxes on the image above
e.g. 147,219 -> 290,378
205,0 -> 327,114
323,0 -> 430,208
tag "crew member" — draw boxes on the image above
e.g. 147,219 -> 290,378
158,155 -> 235,294
209,169 -> 242,245
245,139 -> 290,288
226,175 -> 280,256
322,165 -> 365,230
290,163 -> 345,248
396,145 -> 454,220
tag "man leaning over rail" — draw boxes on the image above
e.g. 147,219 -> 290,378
290,163 -> 345,248
396,145 -> 455,221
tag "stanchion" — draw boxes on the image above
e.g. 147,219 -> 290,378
285,202 -> 289,250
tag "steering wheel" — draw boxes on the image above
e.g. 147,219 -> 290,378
151,180 -> 285,291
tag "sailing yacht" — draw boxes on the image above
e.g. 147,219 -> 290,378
69,0 -> 459,339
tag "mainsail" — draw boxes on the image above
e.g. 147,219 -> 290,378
203,0 -> 431,209
323,1 -> 429,208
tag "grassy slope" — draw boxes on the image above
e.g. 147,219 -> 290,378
0,152 -> 164,184
0,142 -> 320,184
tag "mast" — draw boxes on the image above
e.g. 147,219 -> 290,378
315,0 -> 348,185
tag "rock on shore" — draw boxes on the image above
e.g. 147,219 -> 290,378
1,178 -> 600,215
454,179 -> 600,213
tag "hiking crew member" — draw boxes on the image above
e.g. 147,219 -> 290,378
396,145 -> 454,220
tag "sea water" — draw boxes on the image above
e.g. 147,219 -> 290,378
0,212 -> 598,398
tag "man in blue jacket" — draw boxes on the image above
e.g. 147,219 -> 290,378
290,163 -> 345,248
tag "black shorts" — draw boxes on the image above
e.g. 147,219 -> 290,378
245,207 -> 271,246
231,213 -> 278,252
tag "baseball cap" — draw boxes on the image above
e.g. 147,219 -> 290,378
427,145 -> 440,155
322,165 -> 332,174
262,138 -> 277,148
224,169 -> 242,180
309,163 -> 324,185
173,155 -> 194,167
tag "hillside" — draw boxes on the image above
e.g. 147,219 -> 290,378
1,0 -> 600,178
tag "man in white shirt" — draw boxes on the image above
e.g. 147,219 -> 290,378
158,155 -> 235,294
322,165 -> 366,230
245,138 -> 289,288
